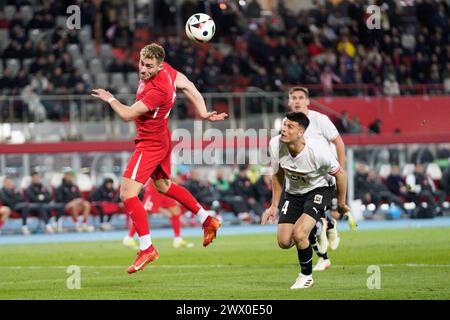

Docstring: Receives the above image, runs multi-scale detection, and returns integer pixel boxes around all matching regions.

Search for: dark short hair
[285,111,310,131]
[288,87,309,98]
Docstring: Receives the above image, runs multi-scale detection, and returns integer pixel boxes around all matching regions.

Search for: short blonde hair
[288,87,310,98]
[140,43,165,63]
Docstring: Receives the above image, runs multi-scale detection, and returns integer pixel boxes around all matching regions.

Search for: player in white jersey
[287,87,356,271]
[262,112,350,289]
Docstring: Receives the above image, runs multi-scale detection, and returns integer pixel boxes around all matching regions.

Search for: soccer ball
[185,13,215,43]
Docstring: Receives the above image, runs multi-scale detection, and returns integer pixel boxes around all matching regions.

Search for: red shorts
[142,181,177,213]
[123,146,171,184]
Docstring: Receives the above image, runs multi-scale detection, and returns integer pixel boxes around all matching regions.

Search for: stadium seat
[100,44,113,59]
[20,176,31,190]
[50,173,64,188]
[67,44,81,60]
[42,171,57,188]
[28,29,43,44]
[110,73,125,91]
[117,86,130,94]
[4,5,16,20]
[82,73,93,86]
[0,30,9,51]
[444,78,450,94]
[99,44,114,67]
[20,6,34,24]
[126,72,139,86]
[379,164,391,179]
[95,73,108,88]
[73,58,87,74]
[22,58,34,73]
[426,163,443,180]
[78,26,92,44]
[6,59,20,77]
[402,164,415,177]
[89,58,103,75]
[55,16,67,28]
[76,173,93,192]
[83,42,97,60]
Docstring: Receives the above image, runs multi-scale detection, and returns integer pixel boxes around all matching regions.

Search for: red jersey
[134,62,177,149]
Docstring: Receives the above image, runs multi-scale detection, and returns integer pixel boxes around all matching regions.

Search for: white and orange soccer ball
[185,13,215,43]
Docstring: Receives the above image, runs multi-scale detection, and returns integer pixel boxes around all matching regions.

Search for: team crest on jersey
[313,194,323,204]
[137,83,145,94]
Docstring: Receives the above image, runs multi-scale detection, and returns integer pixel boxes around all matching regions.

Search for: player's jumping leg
[153,179,221,247]
[309,232,332,271]
[121,178,158,273]
[290,214,317,289]
[325,214,340,250]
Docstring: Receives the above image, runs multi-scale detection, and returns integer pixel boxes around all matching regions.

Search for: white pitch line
[0,264,449,270]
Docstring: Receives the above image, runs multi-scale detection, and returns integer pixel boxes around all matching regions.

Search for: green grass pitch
[0,227,449,300]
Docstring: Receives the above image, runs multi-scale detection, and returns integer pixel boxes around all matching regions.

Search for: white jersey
[269,135,341,195]
[304,110,339,157]
[276,110,340,157]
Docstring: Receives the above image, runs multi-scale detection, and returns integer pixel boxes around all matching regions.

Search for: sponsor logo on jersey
[313,194,323,204]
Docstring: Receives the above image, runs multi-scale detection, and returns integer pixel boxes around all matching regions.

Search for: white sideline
[0,264,449,270]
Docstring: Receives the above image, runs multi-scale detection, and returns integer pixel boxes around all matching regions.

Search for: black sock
[311,243,329,259]
[326,216,334,229]
[297,245,313,276]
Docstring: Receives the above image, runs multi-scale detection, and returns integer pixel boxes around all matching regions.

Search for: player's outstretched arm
[91,89,148,121]
[332,135,347,168]
[261,169,284,225]
[175,72,228,122]
[333,168,350,214]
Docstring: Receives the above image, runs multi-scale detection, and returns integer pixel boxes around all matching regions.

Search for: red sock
[171,215,181,237]
[123,196,149,237]
[125,214,131,227]
[165,183,202,214]
[128,224,136,237]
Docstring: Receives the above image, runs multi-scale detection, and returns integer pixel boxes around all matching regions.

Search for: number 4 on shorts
[281,201,289,215]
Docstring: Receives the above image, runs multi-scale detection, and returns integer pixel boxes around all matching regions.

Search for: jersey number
[281,201,289,215]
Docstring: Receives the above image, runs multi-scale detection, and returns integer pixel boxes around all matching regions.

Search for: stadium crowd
[1,159,450,235]
[1,0,450,105]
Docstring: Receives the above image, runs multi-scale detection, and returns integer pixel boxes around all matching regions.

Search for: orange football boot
[202,216,221,247]
[127,245,158,274]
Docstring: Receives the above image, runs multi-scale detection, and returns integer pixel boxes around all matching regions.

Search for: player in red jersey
[123,181,194,249]
[91,43,227,273]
